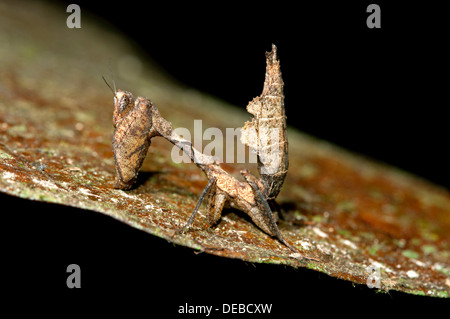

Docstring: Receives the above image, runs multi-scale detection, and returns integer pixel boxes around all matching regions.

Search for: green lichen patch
[402,250,420,259]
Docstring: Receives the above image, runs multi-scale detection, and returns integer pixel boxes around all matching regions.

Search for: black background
[61,0,449,189]
[4,0,449,316]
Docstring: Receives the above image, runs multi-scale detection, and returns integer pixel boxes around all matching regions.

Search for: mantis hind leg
[252,184,299,252]
[175,177,218,234]
[241,170,299,253]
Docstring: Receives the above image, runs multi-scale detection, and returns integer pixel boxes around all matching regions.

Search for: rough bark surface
[0,1,449,297]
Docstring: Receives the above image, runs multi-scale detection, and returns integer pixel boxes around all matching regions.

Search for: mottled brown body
[241,44,288,200]
[109,46,316,258]
[196,163,279,237]
[112,91,158,189]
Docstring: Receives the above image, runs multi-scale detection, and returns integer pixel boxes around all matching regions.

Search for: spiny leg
[175,177,217,234]
[245,178,319,260]
[246,179,299,253]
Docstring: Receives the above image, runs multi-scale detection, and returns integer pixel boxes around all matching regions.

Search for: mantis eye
[119,96,128,111]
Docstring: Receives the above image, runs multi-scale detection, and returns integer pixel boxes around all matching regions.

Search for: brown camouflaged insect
[107,45,317,260]
[104,80,172,190]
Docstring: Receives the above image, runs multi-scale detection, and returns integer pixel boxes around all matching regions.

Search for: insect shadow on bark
[107,45,318,261]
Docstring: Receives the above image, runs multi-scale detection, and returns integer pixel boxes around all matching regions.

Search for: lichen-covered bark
[0,1,449,298]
